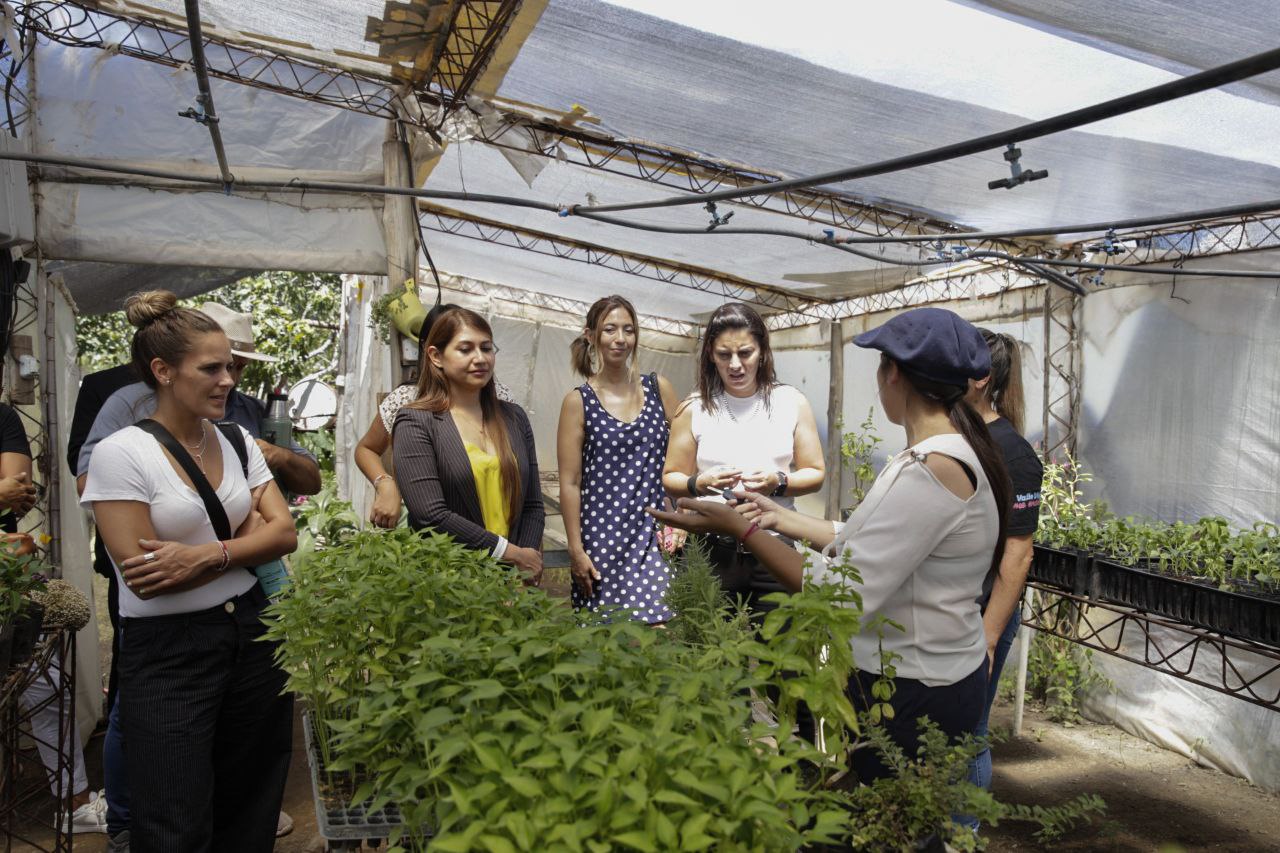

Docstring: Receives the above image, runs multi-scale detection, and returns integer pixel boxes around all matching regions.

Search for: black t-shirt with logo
[0,403,32,533]
[987,416,1042,537]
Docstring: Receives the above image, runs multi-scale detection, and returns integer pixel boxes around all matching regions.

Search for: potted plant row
[1030,459,1280,647]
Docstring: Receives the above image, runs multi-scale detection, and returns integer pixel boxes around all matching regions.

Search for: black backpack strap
[135,419,233,541]
[215,421,250,479]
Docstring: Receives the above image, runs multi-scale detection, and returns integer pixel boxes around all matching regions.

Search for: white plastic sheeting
[334,275,394,514]
[1078,265,1280,527]
[1081,624,1280,792]
[43,274,104,739]
[34,42,388,274]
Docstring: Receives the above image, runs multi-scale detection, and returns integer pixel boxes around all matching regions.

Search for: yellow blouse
[464,442,509,538]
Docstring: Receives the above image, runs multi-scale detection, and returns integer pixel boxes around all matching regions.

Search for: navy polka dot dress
[572,373,673,623]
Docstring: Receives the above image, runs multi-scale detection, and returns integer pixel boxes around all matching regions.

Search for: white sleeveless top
[811,432,999,687]
[690,384,804,510]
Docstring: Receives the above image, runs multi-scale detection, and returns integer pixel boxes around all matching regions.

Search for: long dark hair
[892,356,1011,574]
[408,308,521,524]
[977,328,1025,434]
[697,303,777,413]
[571,295,639,379]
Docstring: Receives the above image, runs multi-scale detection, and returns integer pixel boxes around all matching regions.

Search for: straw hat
[200,302,279,363]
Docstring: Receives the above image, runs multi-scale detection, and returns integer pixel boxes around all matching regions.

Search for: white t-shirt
[690,383,803,510]
[810,432,999,687]
[80,424,274,618]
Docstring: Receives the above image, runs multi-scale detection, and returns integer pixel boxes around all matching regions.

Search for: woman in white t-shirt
[355,302,514,528]
[652,307,1010,783]
[82,291,297,851]
[661,302,825,611]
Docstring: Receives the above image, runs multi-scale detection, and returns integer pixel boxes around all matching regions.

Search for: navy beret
[854,307,990,386]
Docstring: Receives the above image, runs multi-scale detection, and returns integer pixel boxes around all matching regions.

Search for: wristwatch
[772,470,788,496]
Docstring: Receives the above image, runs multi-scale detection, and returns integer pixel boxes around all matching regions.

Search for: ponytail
[978,329,1026,434]
[946,396,1011,574]
[570,335,594,379]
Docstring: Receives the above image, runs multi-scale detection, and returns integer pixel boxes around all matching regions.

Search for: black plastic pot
[8,600,45,668]
[1029,544,1094,596]
[1092,558,1280,647]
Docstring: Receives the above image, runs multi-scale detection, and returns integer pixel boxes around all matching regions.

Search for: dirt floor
[10,572,1279,851]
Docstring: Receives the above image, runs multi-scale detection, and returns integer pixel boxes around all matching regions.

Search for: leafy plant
[1025,613,1107,723]
[295,427,336,473]
[75,271,342,397]
[1,549,46,622]
[292,474,361,556]
[839,407,883,509]
[369,290,400,344]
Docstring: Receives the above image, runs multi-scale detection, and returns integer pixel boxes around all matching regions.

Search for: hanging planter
[1091,558,1280,647]
[8,600,45,668]
[370,278,427,345]
[1029,544,1094,597]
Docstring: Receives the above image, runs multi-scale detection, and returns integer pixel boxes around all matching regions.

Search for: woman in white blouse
[652,307,1010,782]
[661,302,825,611]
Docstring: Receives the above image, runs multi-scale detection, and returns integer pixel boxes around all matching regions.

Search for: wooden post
[824,318,845,521]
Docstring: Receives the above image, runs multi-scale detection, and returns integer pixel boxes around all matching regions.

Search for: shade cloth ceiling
[26,0,1280,318]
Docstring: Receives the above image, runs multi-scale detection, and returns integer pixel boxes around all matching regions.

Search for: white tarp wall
[1074,261,1280,792]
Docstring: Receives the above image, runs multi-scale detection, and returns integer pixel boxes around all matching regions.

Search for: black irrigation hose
[5,150,1276,287]
[967,250,1280,280]
[838,197,1280,244]
[571,45,1280,215]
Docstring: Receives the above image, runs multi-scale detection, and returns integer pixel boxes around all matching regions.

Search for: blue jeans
[971,607,1021,789]
[104,692,131,836]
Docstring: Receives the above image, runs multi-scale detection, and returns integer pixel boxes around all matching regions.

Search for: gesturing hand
[733,490,783,532]
[739,470,779,494]
[647,498,745,538]
[695,467,741,494]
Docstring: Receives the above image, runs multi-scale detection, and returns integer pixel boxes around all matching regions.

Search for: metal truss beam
[475,113,1026,246]
[1041,285,1080,459]
[1070,211,1280,269]
[15,1,445,122]
[13,2,995,243]
[1024,583,1280,711]
[417,201,836,322]
[432,270,701,337]
[810,262,1043,323]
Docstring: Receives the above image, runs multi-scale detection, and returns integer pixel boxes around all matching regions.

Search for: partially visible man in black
[66,362,136,714]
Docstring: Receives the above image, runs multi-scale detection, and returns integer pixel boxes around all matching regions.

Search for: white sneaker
[60,789,109,834]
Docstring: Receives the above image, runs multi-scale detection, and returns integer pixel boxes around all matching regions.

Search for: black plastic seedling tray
[1028,544,1094,597]
[1091,558,1280,647]
[302,710,428,849]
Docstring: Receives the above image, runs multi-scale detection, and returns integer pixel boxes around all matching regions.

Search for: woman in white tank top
[653,307,1011,783]
[662,302,826,610]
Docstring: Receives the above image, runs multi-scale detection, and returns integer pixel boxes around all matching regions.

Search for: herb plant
[839,407,883,509]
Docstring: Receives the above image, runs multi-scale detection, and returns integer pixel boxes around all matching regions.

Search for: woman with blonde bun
[82,290,297,852]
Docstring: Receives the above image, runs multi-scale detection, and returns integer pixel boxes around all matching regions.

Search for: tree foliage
[75,271,343,398]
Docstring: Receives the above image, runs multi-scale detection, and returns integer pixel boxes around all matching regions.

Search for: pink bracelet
[216,541,230,573]
[740,521,762,544]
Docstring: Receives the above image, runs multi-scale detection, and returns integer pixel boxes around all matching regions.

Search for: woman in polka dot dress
[557,296,680,623]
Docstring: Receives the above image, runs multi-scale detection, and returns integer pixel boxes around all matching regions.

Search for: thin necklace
[718,389,762,424]
[180,421,209,471]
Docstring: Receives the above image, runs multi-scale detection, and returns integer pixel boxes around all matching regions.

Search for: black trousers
[847,662,987,783]
[708,541,816,743]
[118,585,293,853]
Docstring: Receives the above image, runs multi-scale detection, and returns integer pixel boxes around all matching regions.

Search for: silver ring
[142,552,157,563]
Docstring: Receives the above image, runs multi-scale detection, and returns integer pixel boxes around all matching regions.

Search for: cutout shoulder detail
[920,451,977,500]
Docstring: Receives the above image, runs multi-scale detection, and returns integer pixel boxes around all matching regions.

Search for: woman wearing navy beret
[651,306,1010,781]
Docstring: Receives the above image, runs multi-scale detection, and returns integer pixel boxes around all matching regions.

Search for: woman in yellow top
[393,307,545,583]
